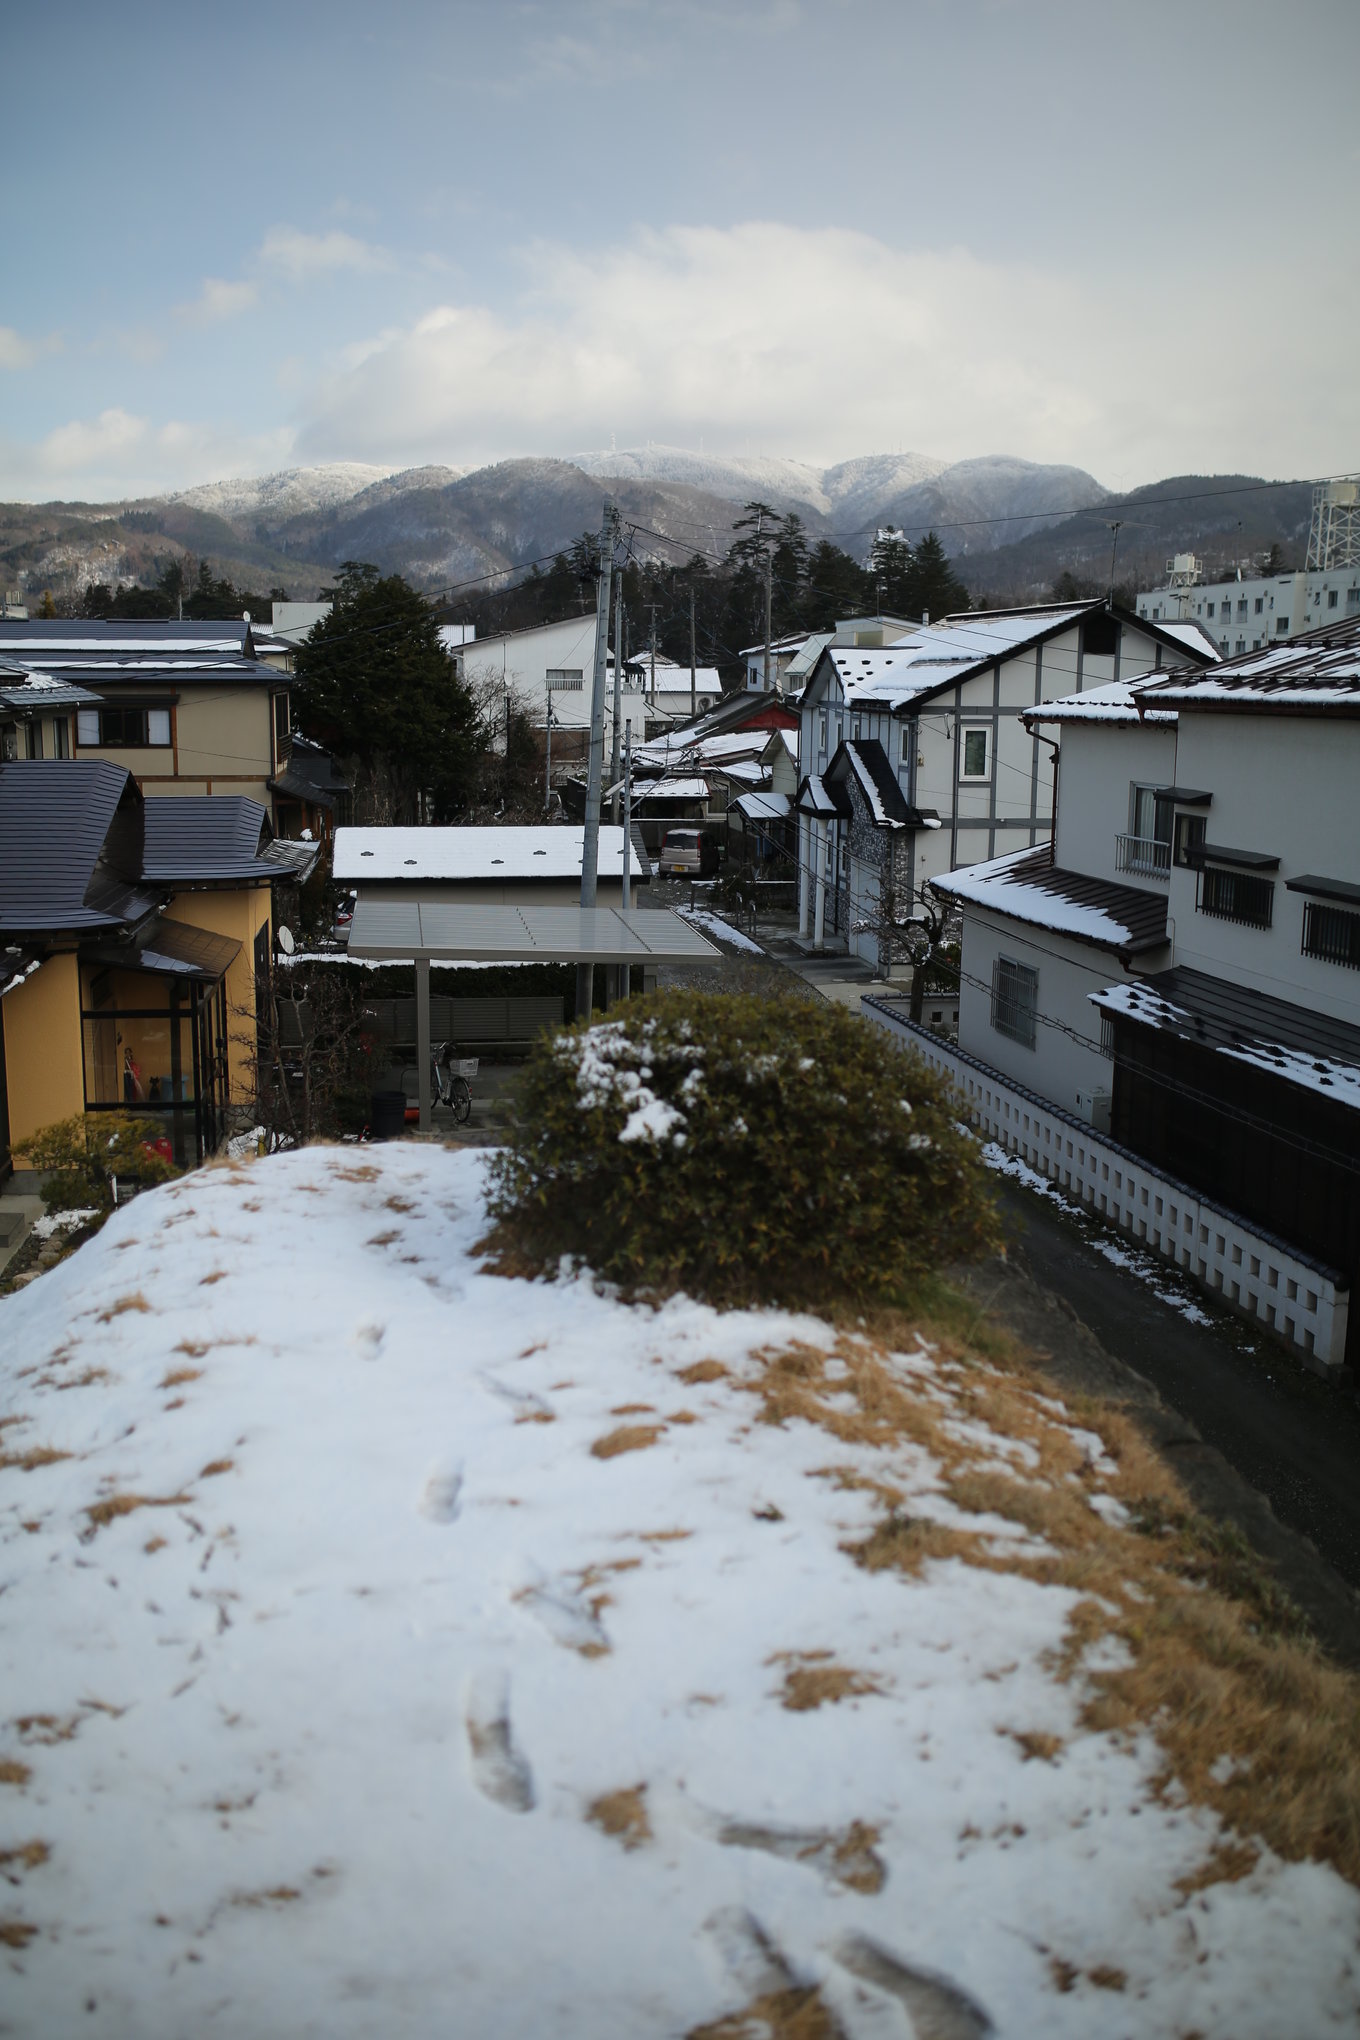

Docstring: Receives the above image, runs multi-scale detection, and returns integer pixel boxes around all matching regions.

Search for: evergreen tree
[905,532,969,620]
[293,563,480,823]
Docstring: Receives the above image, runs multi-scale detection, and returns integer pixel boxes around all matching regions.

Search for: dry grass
[97,1292,151,1322]
[771,1653,882,1712]
[0,1919,37,1949]
[676,1359,728,1385]
[738,1308,1360,1894]
[0,1759,32,1787]
[143,1535,168,1554]
[51,1367,110,1392]
[830,1821,886,1894]
[231,1885,301,1908]
[591,1424,665,1460]
[13,1716,79,1746]
[609,1402,655,1416]
[174,1339,212,1358]
[385,1195,415,1213]
[199,1459,234,1478]
[0,1447,71,1474]
[0,1840,49,1872]
[585,1785,651,1852]
[366,1230,399,1248]
[0,1415,28,1432]
[332,1163,380,1183]
[689,1987,840,2039]
[637,1527,692,1543]
[1175,1839,1260,1895]
[161,1367,203,1389]
[1009,1730,1064,1764]
[199,1270,227,1285]
[85,1491,190,1532]
[514,1410,556,1425]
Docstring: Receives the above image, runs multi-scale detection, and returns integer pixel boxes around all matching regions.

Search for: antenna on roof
[1106,522,1124,602]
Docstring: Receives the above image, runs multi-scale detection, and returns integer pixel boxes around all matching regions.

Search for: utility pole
[610,570,624,823]
[1107,520,1124,602]
[648,603,658,706]
[763,539,773,692]
[577,504,619,1021]
[689,580,697,719]
[544,691,553,809]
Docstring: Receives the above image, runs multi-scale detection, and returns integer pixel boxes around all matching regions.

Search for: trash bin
[369,1090,408,1141]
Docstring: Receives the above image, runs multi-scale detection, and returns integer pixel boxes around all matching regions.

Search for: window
[1206,601,1215,618]
[991,956,1038,1048]
[1237,598,1248,618]
[1120,784,1172,876]
[1197,865,1274,928]
[272,692,290,766]
[52,716,70,759]
[961,726,989,778]
[545,667,584,690]
[817,711,828,755]
[1328,589,1339,609]
[1348,589,1360,612]
[1081,612,1118,657]
[1302,901,1360,970]
[76,706,171,747]
[1276,617,1290,635]
[1254,597,1264,614]
[1236,639,1246,655]
[1174,813,1206,868]
[24,721,42,759]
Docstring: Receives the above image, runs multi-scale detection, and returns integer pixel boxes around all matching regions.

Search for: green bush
[485,990,998,1309]
[23,1113,181,1215]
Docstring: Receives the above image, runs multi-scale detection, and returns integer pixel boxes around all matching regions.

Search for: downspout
[1033,733,1059,866]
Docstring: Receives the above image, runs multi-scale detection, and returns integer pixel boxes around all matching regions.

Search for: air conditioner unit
[1076,1090,1112,1135]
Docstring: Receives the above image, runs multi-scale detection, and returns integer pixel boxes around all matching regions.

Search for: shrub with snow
[486,990,997,1307]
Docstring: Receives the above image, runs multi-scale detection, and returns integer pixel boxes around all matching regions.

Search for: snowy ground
[1,1146,1357,2037]
[676,904,765,956]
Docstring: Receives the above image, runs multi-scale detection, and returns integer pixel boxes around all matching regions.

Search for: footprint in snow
[353,1323,385,1361]
[419,1466,463,1524]
[835,1936,994,2040]
[466,1673,535,1813]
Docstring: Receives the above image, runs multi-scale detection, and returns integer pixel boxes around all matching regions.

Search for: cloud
[4,407,293,501]
[259,225,389,279]
[176,276,259,326]
[0,325,60,370]
[292,221,1358,482]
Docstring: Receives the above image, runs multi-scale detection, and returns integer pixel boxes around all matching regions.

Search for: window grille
[1302,900,1360,970]
[991,956,1038,1047]
[1196,865,1274,928]
[545,668,584,690]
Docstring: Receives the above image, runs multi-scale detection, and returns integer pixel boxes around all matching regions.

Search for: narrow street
[990,1175,1360,1592]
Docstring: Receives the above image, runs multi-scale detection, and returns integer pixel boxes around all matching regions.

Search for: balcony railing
[1115,833,1170,880]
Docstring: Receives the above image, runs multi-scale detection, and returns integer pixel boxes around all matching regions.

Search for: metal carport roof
[345,899,720,1128]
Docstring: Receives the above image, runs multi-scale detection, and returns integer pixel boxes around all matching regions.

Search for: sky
[2,0,1357,502]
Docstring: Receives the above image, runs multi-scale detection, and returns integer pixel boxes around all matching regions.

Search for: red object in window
[142,1136,173,1164]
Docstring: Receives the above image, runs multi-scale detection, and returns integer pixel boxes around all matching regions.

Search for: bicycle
[432,1041,477,1125]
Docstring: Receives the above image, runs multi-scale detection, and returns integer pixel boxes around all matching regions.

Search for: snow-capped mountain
[170,464,403,521]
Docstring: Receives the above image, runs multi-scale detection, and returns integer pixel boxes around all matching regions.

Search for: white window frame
[960,723,990,781]
[545,667,584,690]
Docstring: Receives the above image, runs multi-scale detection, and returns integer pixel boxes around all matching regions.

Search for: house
[622,650,724,726]
[332,825,651,909]
[794,600,1217,966]
[0,619,297,830]
[451,616,648,767]
[900,618,1360,1372]
[268,733,352,845]
[0,761,318,1179]
[0,659,102,762]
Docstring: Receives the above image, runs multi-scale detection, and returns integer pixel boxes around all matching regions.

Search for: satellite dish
[277,924,295,956]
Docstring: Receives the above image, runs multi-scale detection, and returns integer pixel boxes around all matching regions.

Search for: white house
[794,600,1212,964]
[912,617,1360,1372]
[622,650,724,725]
[452,616,648,755]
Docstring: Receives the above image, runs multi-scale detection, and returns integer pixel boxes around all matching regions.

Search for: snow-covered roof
[628,778,710,804]
[739,632,807,658]
[1133,615,1360,715]
[0,670,103,711]
[1024,679,1178,729]
[732,789,792,822]
[796,772,849,820]
[635,729,771,774]
[1090,967,1360,1113]
[334,825,647,884]
[1155,619,1222,660]
[931,844,1170,956]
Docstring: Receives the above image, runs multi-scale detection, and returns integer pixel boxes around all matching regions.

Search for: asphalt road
[991,1177,1360,1592]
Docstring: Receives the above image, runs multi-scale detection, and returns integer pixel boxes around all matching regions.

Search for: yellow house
[0,660,101,763]
[0,760,316,1180]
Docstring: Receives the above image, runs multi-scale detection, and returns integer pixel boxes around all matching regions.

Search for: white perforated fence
[864,996,1351,1375]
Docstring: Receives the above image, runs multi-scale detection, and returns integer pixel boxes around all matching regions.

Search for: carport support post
[416,956,432,1132]
[813,821,826,952]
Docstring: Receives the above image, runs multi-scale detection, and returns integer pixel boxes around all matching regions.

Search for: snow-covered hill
[1,1143,1356,2036]
[171,464,401,521]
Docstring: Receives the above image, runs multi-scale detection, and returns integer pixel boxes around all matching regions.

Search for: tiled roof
[931,843,1169,957]
[1133,614,1360,714]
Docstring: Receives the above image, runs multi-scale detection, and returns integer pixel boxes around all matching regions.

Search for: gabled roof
[0,619,283,691]
[931,843,1169,959]
[0,669,103,712]
[796,772,851,820]
[802,601,1216,713]
[824,738,941,832]
[0,760,160,933]
[1132,614,1360,716]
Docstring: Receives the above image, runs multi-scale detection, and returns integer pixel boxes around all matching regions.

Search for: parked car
[659,828,719,878]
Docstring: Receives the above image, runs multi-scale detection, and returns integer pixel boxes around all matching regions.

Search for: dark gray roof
[0,674,104,712]
[0,619,252,653]
[141,796,319,883]
[0,761,161,933]
[0,621,283,691]
[1090,966,1360,1110]
[1133,613,1360,716]
[932,843,1170,959]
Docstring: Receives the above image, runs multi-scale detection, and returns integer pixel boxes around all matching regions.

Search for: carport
[345,898,720,1129]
